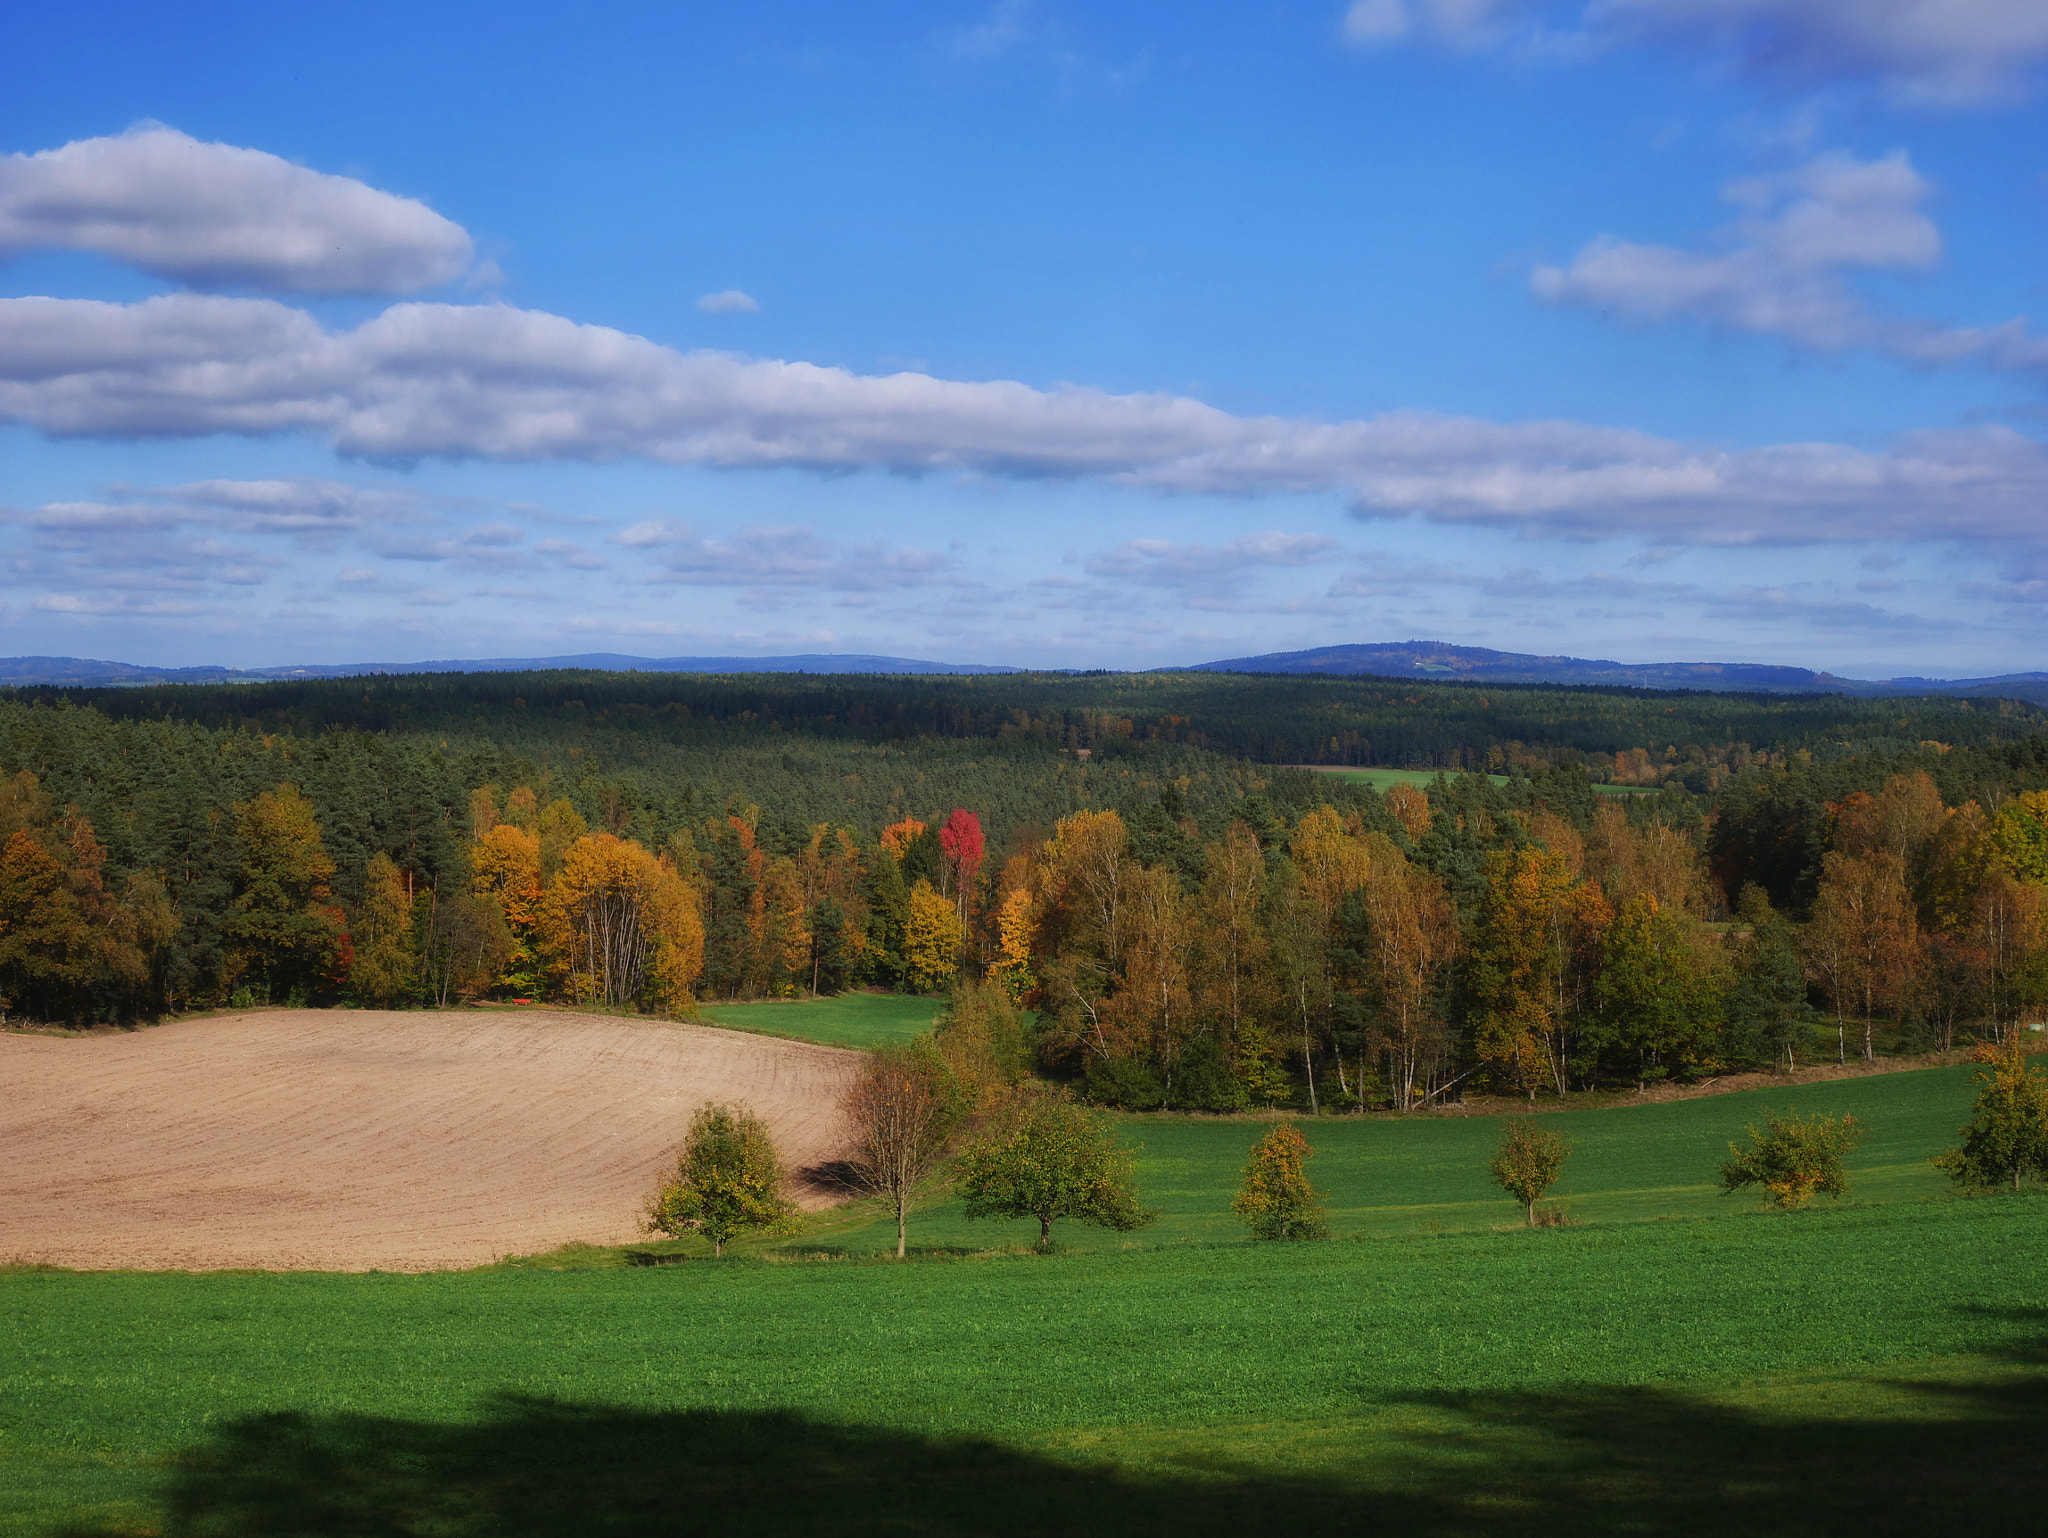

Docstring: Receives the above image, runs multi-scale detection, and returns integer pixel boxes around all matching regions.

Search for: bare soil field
[0,1009,858,1273]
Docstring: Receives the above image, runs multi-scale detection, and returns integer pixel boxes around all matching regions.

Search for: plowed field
[0,1009,858,1272]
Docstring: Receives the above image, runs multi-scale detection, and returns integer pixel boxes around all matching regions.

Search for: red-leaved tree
[939,809,985,912]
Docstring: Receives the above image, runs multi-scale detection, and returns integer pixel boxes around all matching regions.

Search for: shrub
[645,1103,800,1257]
[1934,1041,2048,1194]
[1232,1123,1329,1240]
[954,1083,1155,1249]
[1718,1111,1862,1209]
[1487,1118,1573,1226]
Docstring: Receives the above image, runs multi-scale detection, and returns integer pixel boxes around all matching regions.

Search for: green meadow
[6,1062,2046,1536]
[693,990,943,1048]
[1306,766,1653,796]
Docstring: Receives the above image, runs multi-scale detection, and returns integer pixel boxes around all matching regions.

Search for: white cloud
[7,291,2048,565]
[1345,1,2048,105]
[1086,531,1343,586]
[0,126,474,294]
[1591,0,2048,106]
[695,289,761,315]
[617,522,961,592]
[1531,150,2048,368]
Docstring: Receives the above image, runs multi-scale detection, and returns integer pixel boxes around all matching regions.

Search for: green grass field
[6,1063,2046,1536]
[693,990,943,1048]
[1306,766,1653,796]
[801,1063,1985,1254]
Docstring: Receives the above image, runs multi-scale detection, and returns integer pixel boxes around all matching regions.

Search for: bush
[645,1103,801,1257]
[1487,1118,1573,1226]
[1718,1111,1862,1209]
[1232,1123,1329,1240]
[954,1083,1155,1249]
[1934,1041,2048,1194]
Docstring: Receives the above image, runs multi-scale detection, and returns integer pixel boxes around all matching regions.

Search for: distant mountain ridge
[3,642,2045,702]
[1183,641,2048,703]
[0,653,1024,687]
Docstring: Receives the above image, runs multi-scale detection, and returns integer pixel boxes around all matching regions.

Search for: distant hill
[1183,641,2048,704]
[0,653,1024,687]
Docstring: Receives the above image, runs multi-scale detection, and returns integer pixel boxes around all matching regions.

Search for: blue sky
[3,1,2047,675]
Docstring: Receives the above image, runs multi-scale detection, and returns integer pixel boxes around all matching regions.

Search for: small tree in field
[1488,1118,1572,1226]
[1232,1123,1329,1240]
[646,1103,800,1257]
[1719,1111,1862,1209]
[844,1044,962,1257]
[953,1083,1155,1249]
[1934,1040,2048,1194]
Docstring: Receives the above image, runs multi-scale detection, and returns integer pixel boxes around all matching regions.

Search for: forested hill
[10,668,2042,780]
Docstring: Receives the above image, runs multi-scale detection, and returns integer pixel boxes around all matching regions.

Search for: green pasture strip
[1304,766,1653,796]
[808,1060,1982,1254]
[692,990,942,1048]
[5,1196,2046,1536]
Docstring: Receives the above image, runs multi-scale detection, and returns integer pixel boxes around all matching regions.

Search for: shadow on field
[56,1319,2048,1538]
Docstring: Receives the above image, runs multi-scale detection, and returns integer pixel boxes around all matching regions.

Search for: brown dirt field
[0,1008,859,1273]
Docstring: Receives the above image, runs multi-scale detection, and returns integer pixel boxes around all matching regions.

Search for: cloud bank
[0,126,473,294]
[1343,0,2048,105]
[4,288,2048,559]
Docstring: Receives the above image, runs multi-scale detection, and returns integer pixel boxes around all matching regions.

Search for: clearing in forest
[0,1009,857,1273]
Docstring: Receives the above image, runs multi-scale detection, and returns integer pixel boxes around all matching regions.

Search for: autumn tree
[1719,1112,1862,1209]
[645,1102,801,1257]
[954,1083,1155,1248]
[1468,847,1605,1098]
[542,833,704,1012]
[472,821,544,994]
[902,878,964,994]
[843,1045,962,1256]
[1488,1118,1572,1225]
[938,808,985,918]
[223,783,345,1003]
[1805,851,1922,1064]
[1232,1123,1329,1240]
[932,976,1032,1102]
[0,814,147,1021]
[349,852,418,1006]
[1345,833,1458,1109]
[1934,1040,2048,1193]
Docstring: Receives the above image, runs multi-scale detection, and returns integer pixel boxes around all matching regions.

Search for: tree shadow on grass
[54,1318,2048,1538]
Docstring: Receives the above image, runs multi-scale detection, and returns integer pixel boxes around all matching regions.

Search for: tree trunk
[1038,1214,1051,1248]
[897,1195,907,1259]
[1526,1197,1536,1226]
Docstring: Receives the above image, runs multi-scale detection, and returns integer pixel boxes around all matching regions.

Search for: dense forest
[6,668,2048,1110]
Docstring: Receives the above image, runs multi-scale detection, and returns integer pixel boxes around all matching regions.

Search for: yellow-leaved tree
[902,877,963,994]
[542,833,704,1013]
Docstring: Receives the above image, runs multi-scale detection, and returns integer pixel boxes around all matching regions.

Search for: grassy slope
[806,1062,1979,1253]
[7,1063,2047,1536]
[693,991,942,1048]
[7,1199,2045,1535]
